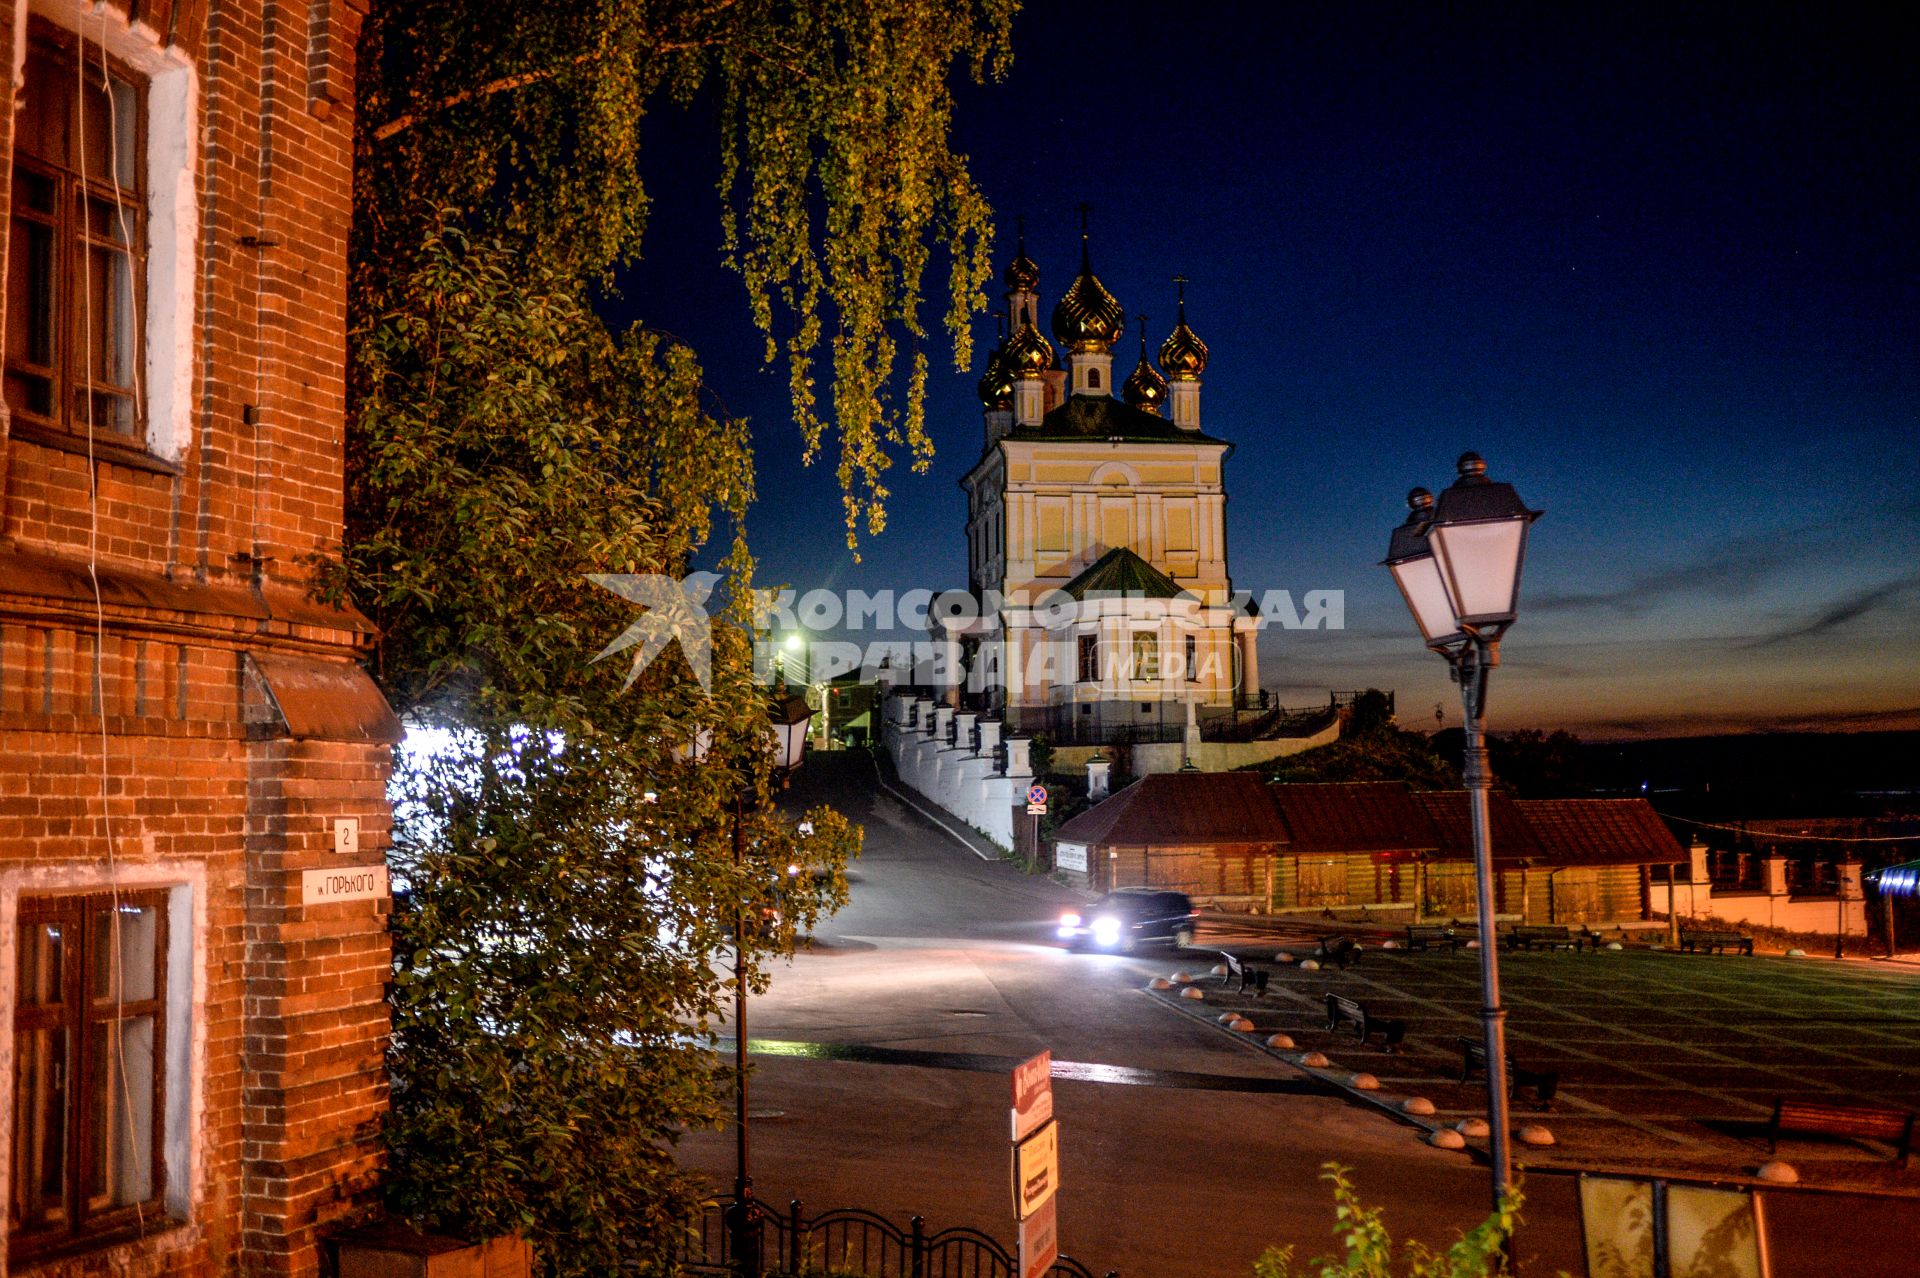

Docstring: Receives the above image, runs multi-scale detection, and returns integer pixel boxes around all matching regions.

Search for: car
[1057,889,1198,953]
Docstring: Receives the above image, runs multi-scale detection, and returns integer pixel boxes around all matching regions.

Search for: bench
[1324,993,1407,1053]
[1456,1036,1559,1106]
[1405,924,1463,952]
[1219,951,1269,995]
[1313,935,1359,969]
[1769,1098,1913,1168]
[1505,924,1593,952]
[1680,929,1754,956]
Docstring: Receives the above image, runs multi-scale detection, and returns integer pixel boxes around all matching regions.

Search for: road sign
[1011,1050,1053,1142]
[1017,1192,1059,1278]
[1011,1119,1057,1221]
[1026,783,1049,807]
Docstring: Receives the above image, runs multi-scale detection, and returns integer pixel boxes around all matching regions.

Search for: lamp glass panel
[1389,554,1463,644]
[1429,518,1525,622]
[769,719,808,771]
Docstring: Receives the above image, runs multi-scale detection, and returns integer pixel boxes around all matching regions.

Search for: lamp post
[701,691,813,1278]
[1383,451,1540,1225]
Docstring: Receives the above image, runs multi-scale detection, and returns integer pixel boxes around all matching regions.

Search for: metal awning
[1869,860,1920,898]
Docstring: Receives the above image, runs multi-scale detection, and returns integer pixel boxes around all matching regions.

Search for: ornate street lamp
[1382,451,1541,1226]
[687,691,814,1278]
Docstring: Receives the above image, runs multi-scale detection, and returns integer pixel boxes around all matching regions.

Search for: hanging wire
[1654,810,1920,844]
[79,18,150,1232]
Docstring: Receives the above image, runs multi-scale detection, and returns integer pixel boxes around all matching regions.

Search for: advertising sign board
[1012,1120,1058,1221]
[1011,1050,1053,1142]
[1017,1192,1059,1278]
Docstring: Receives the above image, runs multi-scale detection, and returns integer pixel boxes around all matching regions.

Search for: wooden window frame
[10,889,170,1262]
[1076,634,1099,684]
[6,23,149,453]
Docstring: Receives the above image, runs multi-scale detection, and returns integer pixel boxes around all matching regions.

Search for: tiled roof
[1052,774,1687,870]
[1053,772,1288,848]
[1060,547,1187,601]
[1415,791,1546,867]
[1514,798,1687,866]
[1269,782,1437,855]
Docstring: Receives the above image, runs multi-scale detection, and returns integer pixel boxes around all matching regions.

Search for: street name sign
[1011,1119,1057,1221]
[302,865,388,906]
[1011,1049,1053,1141]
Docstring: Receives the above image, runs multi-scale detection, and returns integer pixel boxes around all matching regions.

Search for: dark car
[1057,889,1197,953]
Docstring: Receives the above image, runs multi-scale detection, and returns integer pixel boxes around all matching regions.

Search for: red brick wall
[0,2,389,1274]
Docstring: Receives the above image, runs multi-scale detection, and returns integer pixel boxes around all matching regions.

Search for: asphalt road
[672,752,1919,1278]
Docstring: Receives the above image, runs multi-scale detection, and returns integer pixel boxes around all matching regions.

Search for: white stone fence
[1655,842,1869,936]
[881,694,1034,851]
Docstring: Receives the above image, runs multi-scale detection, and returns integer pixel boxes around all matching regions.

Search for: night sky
[613,2,1919,739]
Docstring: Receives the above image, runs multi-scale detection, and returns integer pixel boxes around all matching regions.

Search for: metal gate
[680,1197,1118,1278]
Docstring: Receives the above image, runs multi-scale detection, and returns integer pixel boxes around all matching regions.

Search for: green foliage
[1489,729,1591,799]
[1253,1165,1521,1278]
[1261,728,1460,789]
[358,0,1019,551]
[1346,689,1397,737]
[336,220,862,1271]
[346,2,1017,1262]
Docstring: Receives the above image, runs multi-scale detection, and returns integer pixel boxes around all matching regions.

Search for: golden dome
[1005,304,1056,375]
[1158,285,1208,381]
[1050,237,1126,352]
[1004,228,1040,293]
[977,345,1015,411]
[1122,318,1169,414]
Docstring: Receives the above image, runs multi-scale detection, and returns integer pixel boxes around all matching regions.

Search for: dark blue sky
[614,1,1919,738]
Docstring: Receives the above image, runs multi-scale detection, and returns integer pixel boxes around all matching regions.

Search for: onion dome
[1004,223,1040,293]
[1122,316,1169,414]
[1005,303,1056,375]
[977,345,1015,411]
[1050,235,1126,353]
[1158,279,1208,381]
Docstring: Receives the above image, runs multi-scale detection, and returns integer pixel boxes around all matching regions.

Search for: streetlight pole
[727,792,762,1278]
[1382,453,1541,1230]
[714,689,813,1278]
[1452,636,1514,1215]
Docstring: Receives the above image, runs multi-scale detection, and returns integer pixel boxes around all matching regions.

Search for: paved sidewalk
[1144,941,1920,1196]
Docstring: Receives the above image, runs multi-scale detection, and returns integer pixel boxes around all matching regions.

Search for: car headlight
[1059,912,1082,928]
[1091,915,1123,947]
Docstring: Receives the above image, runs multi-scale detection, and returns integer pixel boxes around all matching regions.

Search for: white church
[943,229,1264,744]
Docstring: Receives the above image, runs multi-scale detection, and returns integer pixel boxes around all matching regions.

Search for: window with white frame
[6,24,147,443]
[10,889,169,1258]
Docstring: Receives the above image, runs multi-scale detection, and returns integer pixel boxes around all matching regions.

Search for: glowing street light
[1382,451,1541,1227]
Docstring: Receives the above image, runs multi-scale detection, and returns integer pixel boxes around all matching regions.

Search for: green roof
[1006,393,1228,445]
[1061,547,1187,601]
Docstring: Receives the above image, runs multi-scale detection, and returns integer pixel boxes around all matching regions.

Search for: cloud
[1740,573,1920,650]
[1531,499,1915,618]
[1576,703,1920,739]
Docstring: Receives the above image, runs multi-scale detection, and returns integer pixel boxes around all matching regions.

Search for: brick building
[0,1,394,1273]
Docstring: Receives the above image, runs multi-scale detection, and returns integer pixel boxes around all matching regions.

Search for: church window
[6,30,147,443]
[1184,636,1198,681]
[1088,367,1101,389]
[1130,632,1158,681]
[1076,635,1099,684]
